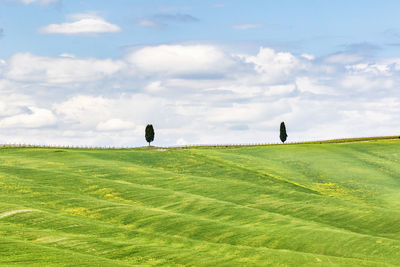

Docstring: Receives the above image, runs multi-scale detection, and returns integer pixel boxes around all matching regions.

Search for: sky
[0,0,400,146]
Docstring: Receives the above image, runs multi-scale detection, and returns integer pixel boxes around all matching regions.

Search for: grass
[0,138,400,266]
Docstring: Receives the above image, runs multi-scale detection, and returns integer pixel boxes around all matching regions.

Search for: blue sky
[2,0,400,58]
[0,0,399,146]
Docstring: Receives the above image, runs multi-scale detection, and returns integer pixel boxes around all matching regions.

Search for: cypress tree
[145,124,155,146]
[280,122,287,143]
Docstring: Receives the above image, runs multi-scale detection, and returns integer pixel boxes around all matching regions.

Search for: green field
[1,139,400,266]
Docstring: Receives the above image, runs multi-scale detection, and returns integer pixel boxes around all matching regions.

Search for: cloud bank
[0,44,399,146]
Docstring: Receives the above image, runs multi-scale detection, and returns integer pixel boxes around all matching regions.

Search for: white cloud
[54,95,113,127]
[265,84,296,96]
[54,94,166,131]
[295,77,336,95]
[207,103,266,123]
[301,53,315,61]
[340,74,394,92]
[127,44,235,76]
[0,44,399,146]
[97,119,135,131]
[233,24,261,30]
[242,47,305,83]
[345,63,390,75]
[325,53,363,64]
[380,58,400,71]
[39,14,121,35]
[144,81,167,93]
[59,53,76,58]
[6,53,124,84]
[0,107,56,128]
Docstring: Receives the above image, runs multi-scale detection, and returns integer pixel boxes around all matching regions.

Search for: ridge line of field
[0,236,133,267]
[1,157,382,243]
[77,150,324,198]
[4,179,400,258]
[3,170,400,258]
[1,151,295,192]
[3,150,400,249]
[92,176,383,238]
[0,135,398,150]
[96,176,400,243]
[2,196,398,262]
[77,151,400,214]
[4,188,342,250]
[167,135,400,149]
[1,141,400,265]
[343,146,400,182]
[3,155,399,245]
[188,150,321,194]
[0,215,395,266]
[0,157,317,208]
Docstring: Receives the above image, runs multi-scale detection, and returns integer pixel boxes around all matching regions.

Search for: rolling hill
[1,138,400,266]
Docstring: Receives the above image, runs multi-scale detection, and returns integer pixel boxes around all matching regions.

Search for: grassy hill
[1,138,400,266]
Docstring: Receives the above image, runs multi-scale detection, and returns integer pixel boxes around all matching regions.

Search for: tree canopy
[145,124,155,146]
[280,122,287,143]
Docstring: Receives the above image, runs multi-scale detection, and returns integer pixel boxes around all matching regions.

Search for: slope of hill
[0,139,400,266]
